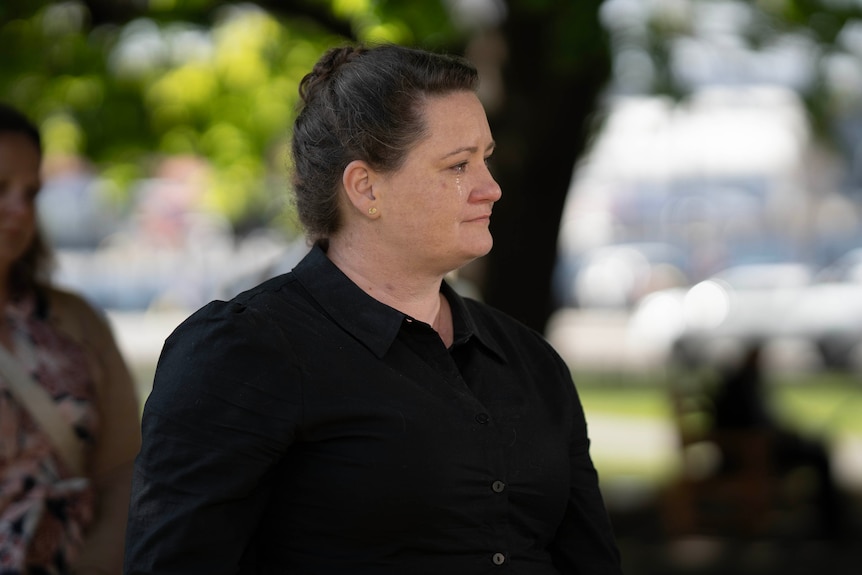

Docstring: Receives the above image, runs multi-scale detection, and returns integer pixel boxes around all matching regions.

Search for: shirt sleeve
[549,357,624,575]
[124,300,301,574]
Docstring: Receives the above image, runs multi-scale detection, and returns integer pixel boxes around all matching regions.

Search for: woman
[0,103,141,574]
[125,44,623,574]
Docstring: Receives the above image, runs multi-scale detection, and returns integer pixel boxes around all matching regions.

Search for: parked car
[553,241,690,309]
[627,260,862,371]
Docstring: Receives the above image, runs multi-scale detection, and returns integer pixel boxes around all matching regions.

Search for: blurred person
[0,103,141,573]
[711,341,845,540]
[124,43,623,574]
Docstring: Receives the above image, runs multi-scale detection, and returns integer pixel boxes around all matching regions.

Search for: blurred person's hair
[0,103,53,300]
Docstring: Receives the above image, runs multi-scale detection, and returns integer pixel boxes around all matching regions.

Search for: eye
[451,162,467,174]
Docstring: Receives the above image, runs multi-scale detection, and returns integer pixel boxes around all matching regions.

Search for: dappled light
[5,0,862,572]
[147,64,219,110]
[41,113,87,155]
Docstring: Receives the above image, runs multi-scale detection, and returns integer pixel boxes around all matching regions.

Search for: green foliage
[0,0,465,235]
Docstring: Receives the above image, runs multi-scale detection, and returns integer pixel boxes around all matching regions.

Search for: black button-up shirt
[124,245,622,575]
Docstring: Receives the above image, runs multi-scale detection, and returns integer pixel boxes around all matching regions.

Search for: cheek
[388,176,462,234]
[427,182,463,225]
[0,222,36,266]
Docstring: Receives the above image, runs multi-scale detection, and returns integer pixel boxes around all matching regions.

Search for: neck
[326,239,446,327]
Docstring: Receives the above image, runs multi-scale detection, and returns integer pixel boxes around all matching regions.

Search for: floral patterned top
[0,292,99,574]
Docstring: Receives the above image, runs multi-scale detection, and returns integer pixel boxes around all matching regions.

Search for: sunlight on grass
[776,378,862,437]
[575,369,862,437]
[575,369,862,496]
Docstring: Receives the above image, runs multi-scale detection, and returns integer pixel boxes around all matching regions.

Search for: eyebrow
[441,141,496,160]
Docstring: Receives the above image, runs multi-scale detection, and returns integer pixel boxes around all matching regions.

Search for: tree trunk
[480,1,611,333]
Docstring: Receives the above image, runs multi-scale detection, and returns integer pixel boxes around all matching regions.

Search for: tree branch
[78,0,354,39]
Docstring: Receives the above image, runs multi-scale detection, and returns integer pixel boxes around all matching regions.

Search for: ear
[342,160,380,218]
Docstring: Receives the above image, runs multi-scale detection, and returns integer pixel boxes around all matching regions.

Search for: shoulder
[43,285,113,344]
[461,299,579,412]
[177,273,298,331]
[462,297,522,329]
[46,285,100,316]
[461,297,569,369]
[463,297,552,347]
[163,273,301,361]
[150,277,305,415]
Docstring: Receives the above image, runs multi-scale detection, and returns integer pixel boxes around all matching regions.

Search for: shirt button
[475,413,490,424]
[492,552,506,565]
[491,480,506,493]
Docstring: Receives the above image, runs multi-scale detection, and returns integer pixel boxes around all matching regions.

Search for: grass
[577,381,674,420]
[573,369,862,494]
[575,369,862,437]
[776,378,862,436]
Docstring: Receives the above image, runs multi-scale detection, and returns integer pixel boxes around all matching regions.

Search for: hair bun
[298,45,366,103]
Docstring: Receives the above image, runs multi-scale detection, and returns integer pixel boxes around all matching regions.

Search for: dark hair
[0,103,51,299]
[290,43,479,243]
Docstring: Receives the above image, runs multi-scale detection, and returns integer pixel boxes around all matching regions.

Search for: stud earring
[368,207,378,215]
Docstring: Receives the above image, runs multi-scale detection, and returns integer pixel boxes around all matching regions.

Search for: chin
[448,233,493,267]
[474,235,494,257]
[460,244,493,267]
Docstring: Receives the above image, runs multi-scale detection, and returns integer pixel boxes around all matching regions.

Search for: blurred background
[4,0,862,573]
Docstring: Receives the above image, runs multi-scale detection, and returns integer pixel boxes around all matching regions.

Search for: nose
[474,164,502,203]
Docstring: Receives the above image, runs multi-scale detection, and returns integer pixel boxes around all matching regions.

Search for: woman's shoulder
[462,297,538,337]
[167,280,294,346]
[461,297,560,354]
[45,284,98,313]
[42,285,113,344]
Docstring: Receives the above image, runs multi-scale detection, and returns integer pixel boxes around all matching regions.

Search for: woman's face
[374,91,501,275]
[0,132,41,275]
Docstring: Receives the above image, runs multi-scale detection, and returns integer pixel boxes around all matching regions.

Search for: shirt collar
[439,280,505,361]
[292,244,505,361]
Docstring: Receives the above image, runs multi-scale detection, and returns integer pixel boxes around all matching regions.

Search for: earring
[368,207,378,215]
